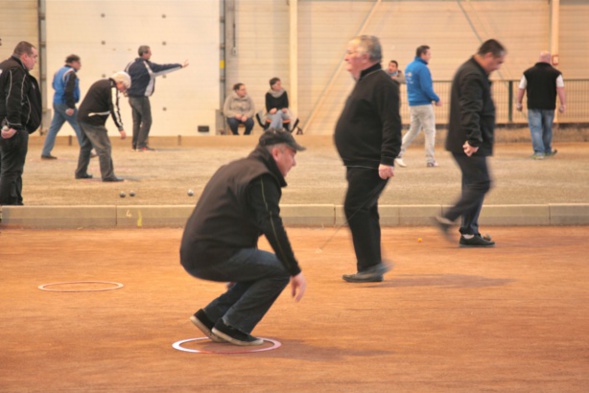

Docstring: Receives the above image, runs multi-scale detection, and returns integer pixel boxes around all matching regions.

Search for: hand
[281,108,288,113]
[65,108,75,116]
[463,141,479,157]
[290,273,306,302]
[182,59,189,68]
[516,103,523,112]
[1,127,17,139]
[269,108,277,115]
[241,115,248,122]
[378,164,394,180]
[559,104,566,113]
[119,130,127,140]
[435,99,442,107]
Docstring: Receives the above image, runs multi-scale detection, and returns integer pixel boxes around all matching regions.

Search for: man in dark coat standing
[0,41,42,205]
[434,39,506,247]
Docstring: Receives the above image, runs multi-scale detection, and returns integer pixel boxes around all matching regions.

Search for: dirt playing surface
[1,226,588,392]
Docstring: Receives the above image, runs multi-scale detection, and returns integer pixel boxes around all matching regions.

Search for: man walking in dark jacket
[0,41,42,205]
[125,45,188,151]
[180,128,307,346]
[334,35,402,283]
[434,39,506,247]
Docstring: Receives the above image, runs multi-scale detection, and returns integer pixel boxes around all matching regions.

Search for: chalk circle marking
[172,337,281,354]
[38,281,124,292]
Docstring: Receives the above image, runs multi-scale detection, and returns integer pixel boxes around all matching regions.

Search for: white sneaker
[394,158,407,168]
[426,161,439,167]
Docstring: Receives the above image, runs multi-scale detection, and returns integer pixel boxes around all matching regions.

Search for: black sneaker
[459,234,495,247]
[41,154,57,160]
[342,262,391,283]
[75,173,93,179]
[190,309,225,343]
[212,319,264,346]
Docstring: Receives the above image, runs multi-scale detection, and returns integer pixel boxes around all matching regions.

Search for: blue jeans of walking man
[528,109,555,156]
[42,103,83,156]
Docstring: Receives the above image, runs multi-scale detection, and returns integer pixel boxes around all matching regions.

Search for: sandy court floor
[1,226,588,392]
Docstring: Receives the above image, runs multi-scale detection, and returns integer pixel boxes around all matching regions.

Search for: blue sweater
[405,57,439,106]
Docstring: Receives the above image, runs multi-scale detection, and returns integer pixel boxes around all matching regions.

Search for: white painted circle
[172,337,282,354]
[38,281,124,292]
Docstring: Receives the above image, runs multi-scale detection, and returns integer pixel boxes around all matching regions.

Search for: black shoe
[459,234,495,247]
[103,177,124,182]
[75,173,93,179]
[432,216,454,242]
[190,309,225,343]
[212,319,264,346]
[41,154,57,160]
[342,262,391,283]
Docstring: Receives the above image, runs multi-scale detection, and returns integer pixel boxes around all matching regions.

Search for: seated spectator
[224,83,255,135]
[265,77,291,130]
[387,60,406,84]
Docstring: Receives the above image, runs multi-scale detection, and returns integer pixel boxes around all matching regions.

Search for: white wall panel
[0,1,39,80]
[45,0,219,136]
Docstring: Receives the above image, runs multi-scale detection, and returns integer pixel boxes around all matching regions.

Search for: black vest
[524,63,562,110]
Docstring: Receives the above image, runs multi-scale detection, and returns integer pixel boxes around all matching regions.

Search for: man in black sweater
[516,51,566,159]
[180,129,307,346]
[334,35,402,283]
[434,39,506,247]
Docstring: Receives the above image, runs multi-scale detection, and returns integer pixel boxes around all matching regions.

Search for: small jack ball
[187,189,194,197]
[119,191,126,198]
[129,191,136,197]
[418,237,422,243]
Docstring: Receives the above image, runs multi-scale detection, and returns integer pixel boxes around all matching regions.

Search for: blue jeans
[227,117,254,135]
[42,103,83,156]
[528,109,555,155]
[444,153,492,236]
[184,248,290,334]
[268,111,290,130]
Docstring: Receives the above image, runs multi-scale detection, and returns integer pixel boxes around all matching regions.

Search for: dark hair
[269,77,280,87]
[477,39,506,57]
[13,41,36,57]
[233,83,244,91]
[65,54,80,64]
[389,60,398,67]
[138,45,150,56]
[416,45,430,57]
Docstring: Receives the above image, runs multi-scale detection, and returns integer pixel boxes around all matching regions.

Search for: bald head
[539,51,551,63]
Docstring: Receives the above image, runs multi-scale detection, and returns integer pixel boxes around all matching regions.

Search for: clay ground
[1,226,588,392]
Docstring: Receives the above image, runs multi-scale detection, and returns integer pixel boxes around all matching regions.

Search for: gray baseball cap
[259,128,306,151]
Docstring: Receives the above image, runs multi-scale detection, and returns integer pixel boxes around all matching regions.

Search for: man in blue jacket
[395,45,442,168]
[41,54,83,160]
[125,45,188,151]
